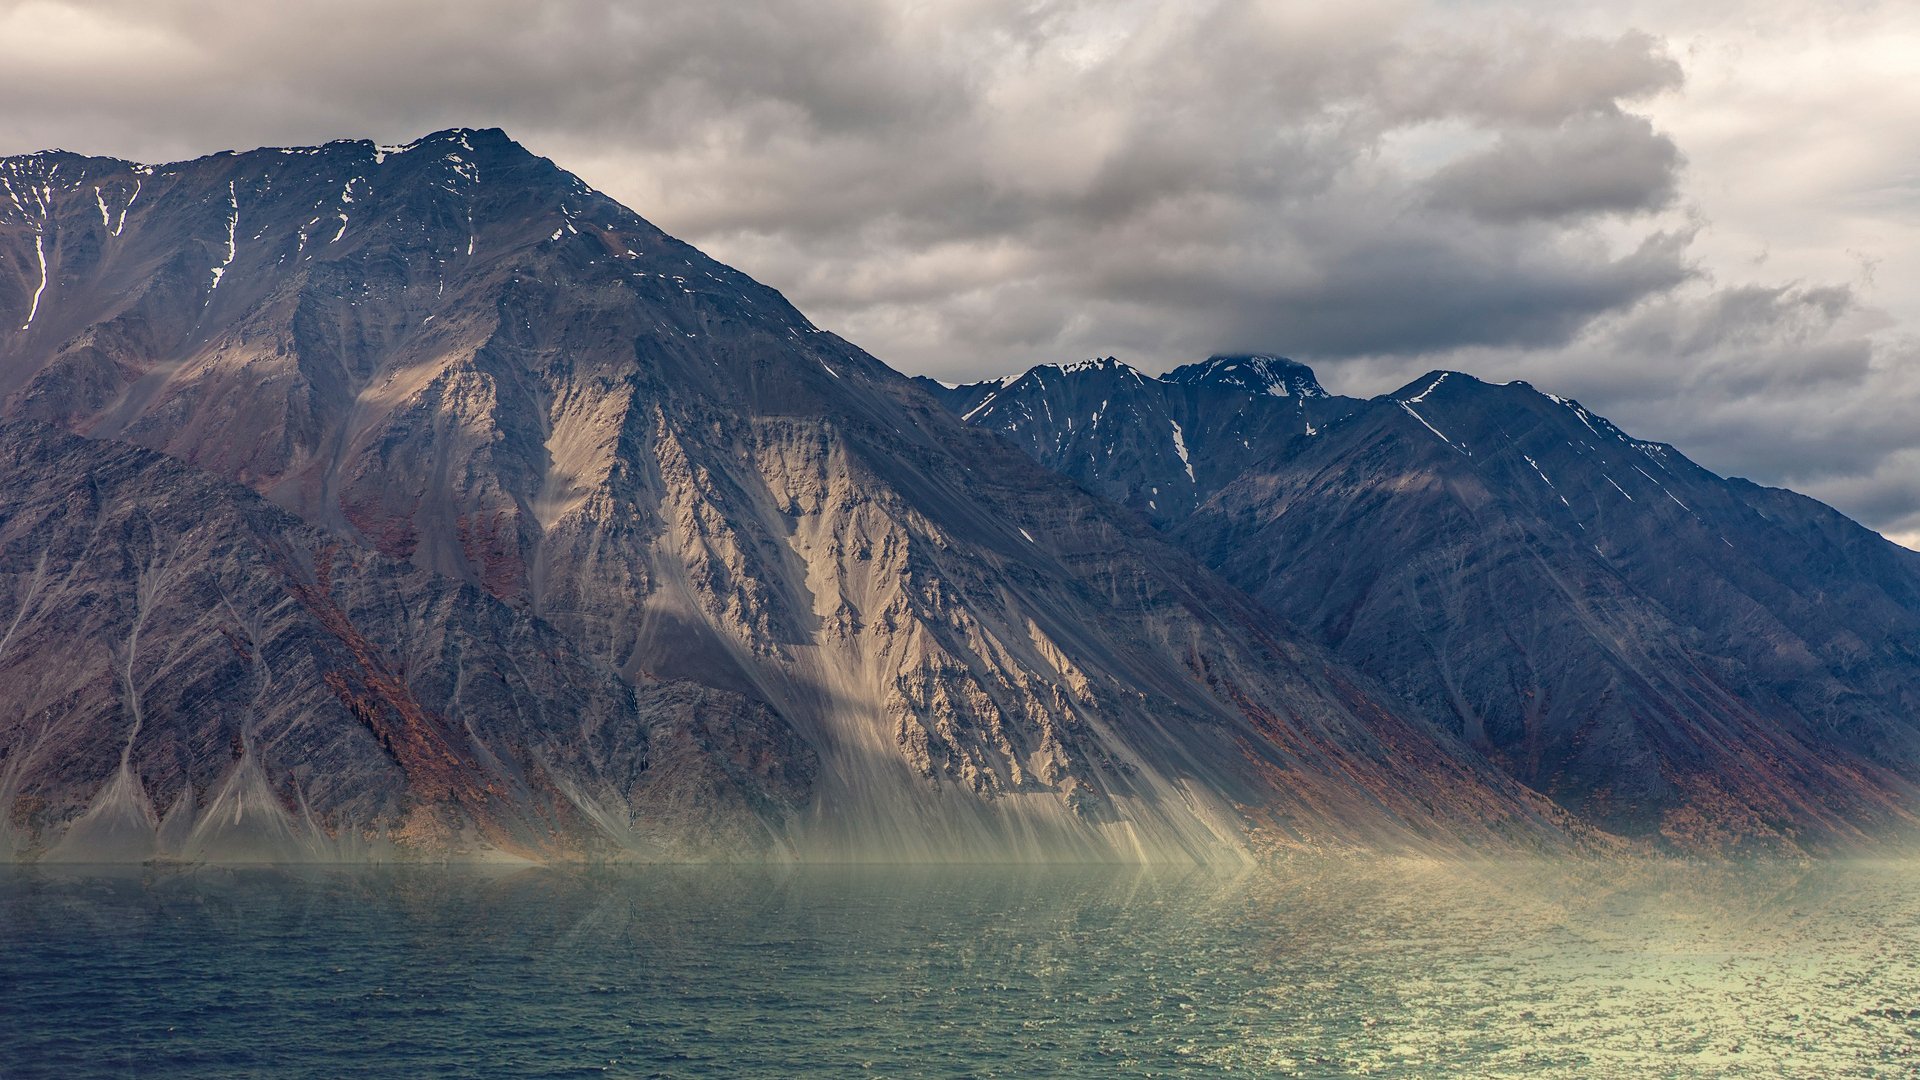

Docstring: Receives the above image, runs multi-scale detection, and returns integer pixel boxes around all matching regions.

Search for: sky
[1,0,1917,542]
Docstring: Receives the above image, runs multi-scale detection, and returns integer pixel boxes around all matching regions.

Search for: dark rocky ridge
[915,356,1360,527]
[1163,355,1331,399]
[0,131,1583,861]
[934,358,1920,851]
[1188,372,1920,848]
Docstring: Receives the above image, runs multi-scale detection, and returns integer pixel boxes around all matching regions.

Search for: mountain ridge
[936,354,1920,850]
[0,129,1592,862]
[913,354,1361,527]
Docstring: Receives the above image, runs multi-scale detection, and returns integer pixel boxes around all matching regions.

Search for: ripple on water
[0,860,1918,1078]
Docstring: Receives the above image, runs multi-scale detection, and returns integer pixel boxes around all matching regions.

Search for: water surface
[2,859,1916,1077]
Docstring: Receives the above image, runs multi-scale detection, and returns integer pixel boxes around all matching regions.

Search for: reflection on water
[1,859,1917,1077]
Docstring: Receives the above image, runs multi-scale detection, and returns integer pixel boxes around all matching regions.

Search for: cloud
[1425,112,1682,222]
[0,1,1694,369]
[0,0,1915,536]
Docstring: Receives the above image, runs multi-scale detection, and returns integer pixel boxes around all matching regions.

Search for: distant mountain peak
[1056,355,1136,375]
[1388,369,1476,401]
[941,356,1150,400]
[286,127,523,163]
[1164,354,1327,398]
[4,127,523,172]
[1384,371,1643,448]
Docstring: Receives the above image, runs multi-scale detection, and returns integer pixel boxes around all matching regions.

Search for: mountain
[933,359,1920,850]
[1186,372,1920,848]
[0,131,1579,862]
[914,355,1359,527]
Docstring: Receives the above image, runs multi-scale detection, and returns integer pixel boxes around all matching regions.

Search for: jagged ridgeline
[0,130,1584,863]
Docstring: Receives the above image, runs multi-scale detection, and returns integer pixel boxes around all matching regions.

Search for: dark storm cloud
[1,0,1915,537]
[0,0,1698,367]
[1425,113,1683,222]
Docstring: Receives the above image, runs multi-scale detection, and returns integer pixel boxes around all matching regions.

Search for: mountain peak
[358,127,521,162]
[1385,371,1641,447]
[3,128,533,181]
[1049,355,1144,378]
[1387,369,1485,402]
[1164,354,1327,398]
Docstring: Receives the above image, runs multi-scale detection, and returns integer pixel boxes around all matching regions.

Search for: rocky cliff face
[0,132,1578,862]
[933,358,1920,852]
[0,421,811,863]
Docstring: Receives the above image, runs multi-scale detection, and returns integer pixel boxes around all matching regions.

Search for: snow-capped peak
[1054,356,1143,378]
[1163,354,1327,398]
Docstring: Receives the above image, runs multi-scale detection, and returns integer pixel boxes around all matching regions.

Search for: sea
[1,859,1915,1077]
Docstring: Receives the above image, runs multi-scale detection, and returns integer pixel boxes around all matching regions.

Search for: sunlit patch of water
[1,859,1915,1077]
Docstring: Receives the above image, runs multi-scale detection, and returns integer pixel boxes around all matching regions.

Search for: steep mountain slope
[930,353,1920,850]
[915,355,1358,526]
[0,131,1577,861]
[0,420,810,863]
[1183,373,1920,848]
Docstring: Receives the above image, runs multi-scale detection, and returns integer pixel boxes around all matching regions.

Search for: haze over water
[1,860,1916,1077]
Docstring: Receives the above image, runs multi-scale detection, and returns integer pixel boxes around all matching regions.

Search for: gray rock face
[0,421,811,863]
[932,358,1920,852]
[0,132,1578,862]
